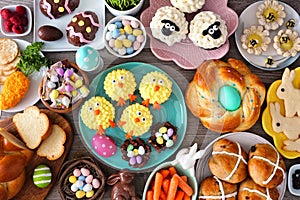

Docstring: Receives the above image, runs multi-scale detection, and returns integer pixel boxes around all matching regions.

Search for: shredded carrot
[154,172,163,200]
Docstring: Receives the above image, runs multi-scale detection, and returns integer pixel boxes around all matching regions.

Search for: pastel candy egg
[122,19,131,26]
[62,96,71,107]
[129,157,137,165]
[72,90,78,97]
[156,136,164,144]
[167,128,174,137]
[108,23,117,31]
[137,35,145,43]
[155,132,162,137]
[69,175,77,184]
[159,127,167,134]
[122,39,132,48]
[50,90,59,99]
[133,29,143,36]
[85,175,93,184]
[92,135,117,157]
[73,168,81,177]
[126,47,134,55]
[118,47,126,55]
[71,183,79,192]
[218,85,241,111]
[124,25,133,34]
[136,155,143,164]
[114,39,123,49]
[78,175,85,181]
[127,151,134,158]
[166,140,174,148]
[56,67,64,76]
[83,183,93,192]
[138,146,145,155]
[76,190,86,199]
[64,68,73,77]
[163,134,169,141]
[86,190,94,198]
[50,75,59,82]
[127,34,135,42]
[131,20,139,29]
[106,31,112,40]
[65,84,73,92]
[119,28,125,35]
[133,41,140,50]
[81,168,90,176]
[75,79,83,88]
[117,35,126,41]
[76,46,101,71]
[114,21,122,28]
[33,164,52,188]
[112,29,120,38]
[75,180,84,188]
[47,81,56,89]
[127,144,134,151]
[92,178,100,189]
[109,39,115,48]
[133,149,139,156]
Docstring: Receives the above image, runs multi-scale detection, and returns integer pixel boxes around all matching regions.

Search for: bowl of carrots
[142,162,198,200]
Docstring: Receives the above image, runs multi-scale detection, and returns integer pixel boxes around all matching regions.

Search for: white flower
[256,0,286,30]
[273,29,300,57]
[241,25,271,55]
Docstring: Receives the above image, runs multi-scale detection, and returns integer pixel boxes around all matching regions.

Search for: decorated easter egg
[33,164,52,188]
[218,85,241,111]
[92,134,117,157]
[76,46,103,72]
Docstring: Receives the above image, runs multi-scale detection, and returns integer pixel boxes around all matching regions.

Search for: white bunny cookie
[276,68,300,117]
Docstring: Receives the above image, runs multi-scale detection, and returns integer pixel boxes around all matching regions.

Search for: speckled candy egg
[33,164,52,188]
[92,134,116,157]
[76,46,103,72]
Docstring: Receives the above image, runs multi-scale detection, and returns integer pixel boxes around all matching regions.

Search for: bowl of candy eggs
[104,15,147,58]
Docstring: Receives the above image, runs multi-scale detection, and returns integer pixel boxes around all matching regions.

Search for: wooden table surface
[1,0,300,199]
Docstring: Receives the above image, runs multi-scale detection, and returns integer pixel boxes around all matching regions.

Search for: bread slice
[37,124,66,160]
[13,106,51,149]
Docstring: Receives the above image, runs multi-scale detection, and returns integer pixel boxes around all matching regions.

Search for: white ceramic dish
[104,0,144,16]
[195,132,287,200]
[0,39,47,113]
[288,164,300,196]
[235,1,300,71]
[104,15,147,58]
[33,0,105,52]
[0,4,32,37]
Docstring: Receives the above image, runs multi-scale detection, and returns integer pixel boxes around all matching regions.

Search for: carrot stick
[167,175,179,200]
[160,169,170,178]
[153,172,163,200]
[183,194,190,200]
[160,190,167,200]
[147,190,154,200]
[162,179,170,194]
[169,166,177,176]
[175,190,185,200]
[180,176,187,182]
[173,174,193,196]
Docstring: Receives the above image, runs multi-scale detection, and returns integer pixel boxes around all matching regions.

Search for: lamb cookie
[66,11,100,46]
[248,143,286,188]
[39,0,80,19]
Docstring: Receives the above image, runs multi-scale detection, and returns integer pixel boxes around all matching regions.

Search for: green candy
[127,144,134,152]
[33,164,52,188]
[218,85,241,111]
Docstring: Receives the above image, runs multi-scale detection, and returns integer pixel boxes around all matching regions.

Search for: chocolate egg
[38,25,63,41]
[92,134,116,157]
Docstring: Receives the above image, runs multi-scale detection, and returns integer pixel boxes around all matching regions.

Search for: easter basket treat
[39,59,90,113]
[58,156,105,200]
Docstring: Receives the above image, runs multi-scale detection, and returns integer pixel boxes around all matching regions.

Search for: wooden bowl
[39,59,89,113]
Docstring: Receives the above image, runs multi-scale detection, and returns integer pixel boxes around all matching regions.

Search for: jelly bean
[112,29,120,38]
[114,21,122,28]
[166,140,174,148]
[83,183,93,192]
[133,149,139,156]
[136,156,143,164]
[108,23,117,31]
[131,20,139,29]
[106,31,112,40]
[85,175,93,184]
[163,134,169,141]
[127,34,135,42]
[86,190,94,198]
[71,183,79,192]
[92,178,100,189]
[124,25,133,34]
[167,128,174,137]
[122,39,132,48]
[50,90,59,100]
[127,144,134,151]
[69,175,77,184]
[129,157,137,165]
[126,47,134,55]
[133,41,140,50]
[73,168,81,177]
[78,175,85,181]
[138,146,145,155]
[133,29,143,36]
[81,168,90,176]
[114,39,123,49]
[122,19,130,26]
[137,35,145,43]
[127,150,134,158]
[75,180,84,188]
[159,127,167,134]
[156,136,164,145]
[47,81,56,89]
[76,190,86,199]
[118,47,126,55]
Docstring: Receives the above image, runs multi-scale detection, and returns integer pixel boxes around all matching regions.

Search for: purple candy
[167,128,174,137]
[56,67,64,76]
[136,156,143,164]
[129,157,137,165]
[64,68,74,77]
[65,84,73,92]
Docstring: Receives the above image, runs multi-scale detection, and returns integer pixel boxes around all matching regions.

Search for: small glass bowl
[104,0,144,16]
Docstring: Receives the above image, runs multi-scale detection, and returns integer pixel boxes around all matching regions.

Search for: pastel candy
[133,41,140,50]
[118,47,126,55]
[122,39,132,48]
[131,20,139,29]
[81,168,90,176]
[137,35,145,43]
[124,25,133,34]
[167,128,174,137]
[126,47,134,55]
[106,32,112,40]
[128,34,135,42]
[112,29,120,38]
[133,29,143,36]
[78,175,85,181]
[33,164,52,188]
[108,23,117,31]
[75,180,84,188]
[166,140,174,147]
[83,183,93,192]
[86,190,95,198]
[71,183,79,192]
[122,19,131,26]
[114,39,123,49]
[73,168,81,177]
[115,21,122,28]
[92,178,100,189]
[85,174,93,184]
[109,39,115,48]
[76,190,85,199]
[69,175,77,183]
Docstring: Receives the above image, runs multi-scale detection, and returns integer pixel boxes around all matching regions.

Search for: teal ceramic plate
[78,62,187,171]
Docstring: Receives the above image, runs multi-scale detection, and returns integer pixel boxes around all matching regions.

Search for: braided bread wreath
[185,59,266,133]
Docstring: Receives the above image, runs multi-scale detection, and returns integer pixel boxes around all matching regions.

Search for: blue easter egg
[114,21,123,29]
[127,34,135,42]
[218,85,241,111]
[112,29,120,38]
[76,46,100,71]
[126,47,134,55]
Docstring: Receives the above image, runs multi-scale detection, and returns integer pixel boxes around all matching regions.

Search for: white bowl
[0,4,32,37]
[104,0,144,16]
[288,164,300,196]
[104,15,147,58]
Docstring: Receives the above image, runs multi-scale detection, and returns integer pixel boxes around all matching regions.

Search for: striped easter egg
[33,164,52,188]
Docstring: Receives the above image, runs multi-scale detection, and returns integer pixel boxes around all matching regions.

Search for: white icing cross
[198,176,237,200]
[212,142,247,181]
[242,187,273,200]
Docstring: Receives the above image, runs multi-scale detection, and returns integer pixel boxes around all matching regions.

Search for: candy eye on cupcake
[256,0,286,30]
[188,11,228,50]
[241,25,271,55]
[273,29,300,57]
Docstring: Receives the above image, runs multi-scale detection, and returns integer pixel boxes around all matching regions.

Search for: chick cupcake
[241,25,271,55]
[256,0,286,30]
[118,103,153,138]
[139,71,173,110]
[104,69,137,106]
[170,0,205,13]
[188,11,228,49]
[273,29,300,57]
[150,6,188,46]
[80,96,115,133]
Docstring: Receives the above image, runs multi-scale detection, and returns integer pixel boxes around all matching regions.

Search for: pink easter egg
[122,19,131,26]
[92,134,116,157]
[92,178,100,189]
[109,39,115,48]
[136,35,145,43]
[73,168,81,177]
[130,20,139,29]
[133,41,140,50]
[85,175,93,184]
[80,167,90,176]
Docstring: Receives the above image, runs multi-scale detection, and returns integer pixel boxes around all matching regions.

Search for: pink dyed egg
[80,167,90,176]
[85,175,93,184]
[92,178,100,189]
[92,134,116,157]
[73,168,81,177]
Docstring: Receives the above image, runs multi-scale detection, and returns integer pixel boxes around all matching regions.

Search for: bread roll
[185,59,265,133]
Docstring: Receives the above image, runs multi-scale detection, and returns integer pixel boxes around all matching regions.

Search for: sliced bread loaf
[12,106,51,149]
[37,124,66,161]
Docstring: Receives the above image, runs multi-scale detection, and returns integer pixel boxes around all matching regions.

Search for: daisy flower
[273,29,300,57]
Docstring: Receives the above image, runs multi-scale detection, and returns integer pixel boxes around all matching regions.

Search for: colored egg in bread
[75,46,103,72]
[218,85,241,111]
[92,134,116,157]
[33,164,52,188]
